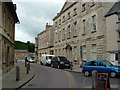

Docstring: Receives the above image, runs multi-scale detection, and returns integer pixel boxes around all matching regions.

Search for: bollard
[25,57,27,67]
[70,62,73,70]
[28,61,30,70]
[26,64,29,74]
[16,66,20,81]
[25,60,26,67]
[92,70,97,89]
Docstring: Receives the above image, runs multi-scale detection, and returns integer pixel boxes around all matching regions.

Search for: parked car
[40,54,55,66]
[51,56,72,69]
[82,60,120,78]
[27,57,35,63]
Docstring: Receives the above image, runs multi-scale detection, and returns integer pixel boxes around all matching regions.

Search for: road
[69,71,120,89]
[19,61,120,89]
[20,63,74,88]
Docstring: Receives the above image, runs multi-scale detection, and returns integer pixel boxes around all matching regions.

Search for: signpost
[96,73,111,90]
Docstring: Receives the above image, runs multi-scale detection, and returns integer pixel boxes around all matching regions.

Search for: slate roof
[105,1,120,17]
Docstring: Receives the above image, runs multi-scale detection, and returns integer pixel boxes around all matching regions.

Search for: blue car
[82,60,120,78]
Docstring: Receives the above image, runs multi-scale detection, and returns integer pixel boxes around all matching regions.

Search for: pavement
[2,60,35,90]
[65,63,82,73]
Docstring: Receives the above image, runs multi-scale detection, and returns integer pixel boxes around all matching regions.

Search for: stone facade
[37,1,119,65]
[105,1,120,65]
[35,37,38,62]
[37,23,54,61]
[53,1,117,64]
[15,50,29,60]
[0,1,19,74]
[53,2,80,63]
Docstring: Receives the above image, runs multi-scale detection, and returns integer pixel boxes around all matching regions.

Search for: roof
[4,1,19,23]
[53,1,77,20]
[15,50,28,53]
[60,2,73,13]
[105,1,120,17]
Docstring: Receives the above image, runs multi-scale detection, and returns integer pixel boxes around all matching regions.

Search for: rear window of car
[58,56,67,61]
[88,61,97,66]
[46,56,53,60]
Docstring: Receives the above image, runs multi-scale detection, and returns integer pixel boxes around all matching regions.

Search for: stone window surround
[73,8,77,16]
[73,21,77,37]
[91,15,97,32]
[82,19,86,35]
[82,3,86,12]
[90,0,96,7]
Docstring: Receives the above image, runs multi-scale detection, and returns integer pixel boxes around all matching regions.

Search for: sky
[12,0,66,43]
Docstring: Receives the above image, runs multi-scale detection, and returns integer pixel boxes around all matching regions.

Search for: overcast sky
[12,0,65,43]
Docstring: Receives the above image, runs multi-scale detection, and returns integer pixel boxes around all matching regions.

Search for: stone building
[0,1,19,74]
[105,1,120,65]
[53,0,117,64]
[37,23,54,61]
[15,50,29,60]
[53,1,81,63]
[35,37,38,62]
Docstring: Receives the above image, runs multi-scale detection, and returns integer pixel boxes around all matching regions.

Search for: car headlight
[60,62,64,64]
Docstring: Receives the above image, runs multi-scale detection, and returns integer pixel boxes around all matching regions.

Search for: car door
[51,57,58,67]
[96,61,107,73]
[88,61,97,73]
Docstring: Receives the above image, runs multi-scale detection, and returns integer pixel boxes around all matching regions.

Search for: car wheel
[110,71,117,78]
[51,64,54,68]
[84,71,90,77]
[40,62,43,65]
[57,65,60,69]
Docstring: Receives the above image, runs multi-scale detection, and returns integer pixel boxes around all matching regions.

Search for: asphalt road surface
[20,63,74,88]
[70,71,120,89]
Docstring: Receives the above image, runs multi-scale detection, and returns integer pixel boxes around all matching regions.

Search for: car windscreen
[47,56,53,60]
[104,60,113,66]
[58,56,67,61]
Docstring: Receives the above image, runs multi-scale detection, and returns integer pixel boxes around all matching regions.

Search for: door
[110,53,115,65]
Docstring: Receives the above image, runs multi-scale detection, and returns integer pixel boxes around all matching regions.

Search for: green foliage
[15,41,35,53]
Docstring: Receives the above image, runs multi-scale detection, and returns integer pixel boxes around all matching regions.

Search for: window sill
[82,33,86,36]
[73,14,77,16]
[90,3,95,7]
[91,30,96,33]
[73,35,77,38]
[82,10,85,12]
[117,40,120,42]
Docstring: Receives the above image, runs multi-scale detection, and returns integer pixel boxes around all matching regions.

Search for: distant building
[35,37,38,62]
[15,50,29,60]
[37,23,54,61]
[0,1,19,74]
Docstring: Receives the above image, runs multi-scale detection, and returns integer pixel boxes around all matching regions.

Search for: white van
[40,54,55,65]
